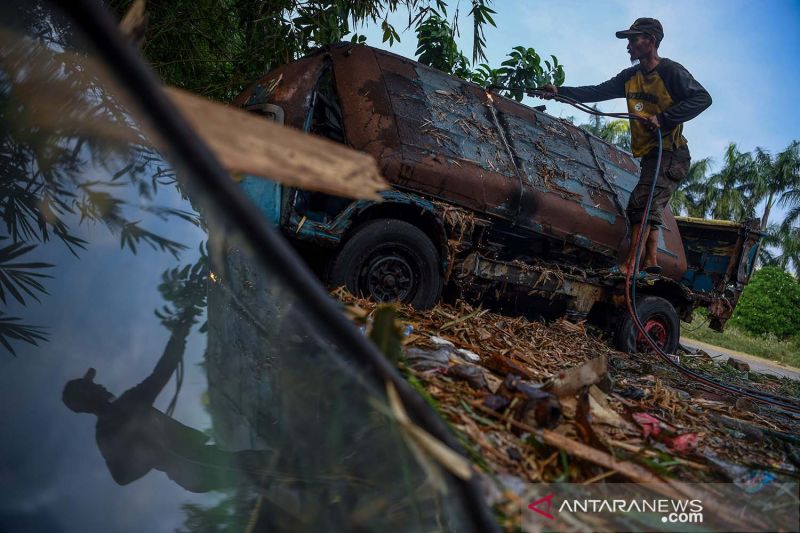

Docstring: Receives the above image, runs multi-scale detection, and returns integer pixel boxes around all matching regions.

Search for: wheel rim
[362,252,416,303]
[636,315,669,352]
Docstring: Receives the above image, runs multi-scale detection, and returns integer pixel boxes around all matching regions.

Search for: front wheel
[614,295,680,354]
[328,219,443,309]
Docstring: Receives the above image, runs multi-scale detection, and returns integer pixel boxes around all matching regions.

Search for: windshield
[0,3,477,531]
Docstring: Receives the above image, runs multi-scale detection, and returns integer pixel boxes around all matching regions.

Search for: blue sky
[359,0,800,225]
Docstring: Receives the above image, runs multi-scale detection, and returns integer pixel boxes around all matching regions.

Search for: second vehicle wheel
[614,295,680,354]
[329,218,443,309]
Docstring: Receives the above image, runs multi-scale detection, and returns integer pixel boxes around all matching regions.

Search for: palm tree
[771,141,800,231]
[671,157,712,217]
[760,224,800,276]
[749,141,800,229]
[705,143,757,221]
[579,107,632,151]
[781,187,800,230]
[743,141,800,271]
[601,119,631,152]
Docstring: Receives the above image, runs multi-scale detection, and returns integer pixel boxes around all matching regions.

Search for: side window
[293,65,351,223]
[309,66,345,143]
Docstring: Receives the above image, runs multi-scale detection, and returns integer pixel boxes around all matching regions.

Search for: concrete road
[681,338,800,380]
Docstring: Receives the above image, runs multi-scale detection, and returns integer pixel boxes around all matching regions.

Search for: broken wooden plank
[164,87,388,200]
[548,354,607,397]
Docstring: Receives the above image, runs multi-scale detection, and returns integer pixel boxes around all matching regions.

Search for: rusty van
[234,43,762,354]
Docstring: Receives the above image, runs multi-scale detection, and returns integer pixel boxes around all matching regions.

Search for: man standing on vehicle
[539,18,711,276]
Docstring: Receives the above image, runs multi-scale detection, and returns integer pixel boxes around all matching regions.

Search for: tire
[614,295,680,354]
[329,218,443,309]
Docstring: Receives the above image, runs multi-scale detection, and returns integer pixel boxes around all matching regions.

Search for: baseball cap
[616,18,664,44]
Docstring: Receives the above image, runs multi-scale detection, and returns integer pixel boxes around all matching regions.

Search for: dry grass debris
[332,289,800,530]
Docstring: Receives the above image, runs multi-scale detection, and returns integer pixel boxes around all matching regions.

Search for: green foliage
[493,47,564,101]
[671,157,712,216]
[467,0,496,64]
[729,266,800,338]
[155,242,209,333]
[412,10,565,103]
[704,143,759,221]
[775,141,800,230]
[669,139,799,275]
[109,0,410,100]
[112,1,564,106]
[681,141,799,225]
[759,224,800,276]
[109,1,506,102]
[368,305,404,363]
[0,313,47,356]
[464,48,564,102]
[179,491,241,533]
[0,239,53,306]
[681,311,800,369]
[578,108,631,151]
[413,9,467,74]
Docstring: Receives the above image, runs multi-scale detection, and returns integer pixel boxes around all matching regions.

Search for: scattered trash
[632,412,700,453]
[734,396,760,412]
[696,349,714,362]
[587,385,632,430]
[358,314,373,335]
[483,394,510,412]
[703,450,777,493]
[483,353,536,380]
[369,306,403,363]
[616,384,646,400]
[404,347,451,371]
[576,388,605,449]
[456,348,481,362]
[429,335,455,348]
[447,363,489,390]
[633,412,666,438]
[666,433,701,453]
[514,383,562,430]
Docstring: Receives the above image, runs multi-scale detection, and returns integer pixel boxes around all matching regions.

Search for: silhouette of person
[63,329,267,492]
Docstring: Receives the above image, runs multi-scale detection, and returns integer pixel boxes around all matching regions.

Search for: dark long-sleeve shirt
[559,58,711,157]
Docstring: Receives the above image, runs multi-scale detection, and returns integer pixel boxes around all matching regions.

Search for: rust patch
[457,252,607,318]
[235,53,329,131]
